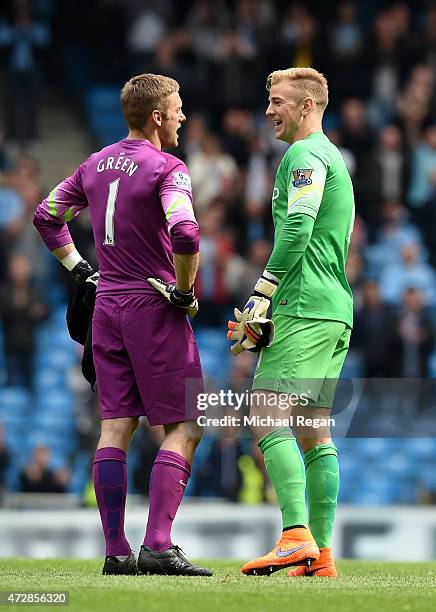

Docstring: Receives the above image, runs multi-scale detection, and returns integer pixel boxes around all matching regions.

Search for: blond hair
[120,73,180,130]
[266,67,328,111]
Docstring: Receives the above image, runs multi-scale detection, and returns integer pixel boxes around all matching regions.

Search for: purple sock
[143,450,191,552]
[93,447,131,557]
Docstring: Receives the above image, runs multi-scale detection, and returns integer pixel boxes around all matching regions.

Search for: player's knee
[164,420,202,449]
[247,413,274,443]
[183,421,203,448]
[297,436,332,453]
[99,417,138,448]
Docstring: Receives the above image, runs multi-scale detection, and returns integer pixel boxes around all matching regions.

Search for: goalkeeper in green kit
[227,67,354,578]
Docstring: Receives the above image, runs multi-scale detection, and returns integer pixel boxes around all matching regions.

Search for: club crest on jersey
[292,168,313,188]
[172,171,191,190]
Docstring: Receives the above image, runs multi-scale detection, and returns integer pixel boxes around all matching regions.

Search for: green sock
[258,428,307,529]
[304,443,339,548]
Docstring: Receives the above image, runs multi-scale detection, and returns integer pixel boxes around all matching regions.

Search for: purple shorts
[92,293,204,425]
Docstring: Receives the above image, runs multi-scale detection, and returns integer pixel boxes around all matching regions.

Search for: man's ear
[302,97,314,115]
[151,109,162,127]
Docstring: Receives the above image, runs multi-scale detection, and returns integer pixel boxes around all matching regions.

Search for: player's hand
[70,259,99,309]
[227,308,275,356]
[240,272,280,323]
[70,259,97,285]
[147,277,198,318]
[83,271,100,309]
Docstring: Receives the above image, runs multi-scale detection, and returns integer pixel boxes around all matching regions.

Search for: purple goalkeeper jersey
[33,138,198,295]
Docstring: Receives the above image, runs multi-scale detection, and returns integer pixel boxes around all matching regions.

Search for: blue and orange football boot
[241,527,319,576]
[288,547,337,578]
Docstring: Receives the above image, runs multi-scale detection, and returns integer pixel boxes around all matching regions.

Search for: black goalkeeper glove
[70,260,99,309]
[70,259,97,284]
[147,278,198,317]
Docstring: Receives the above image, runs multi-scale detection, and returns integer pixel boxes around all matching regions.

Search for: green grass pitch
[0,559,435,612]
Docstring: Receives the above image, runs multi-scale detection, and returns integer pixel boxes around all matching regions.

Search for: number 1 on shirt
[103,178,120,246]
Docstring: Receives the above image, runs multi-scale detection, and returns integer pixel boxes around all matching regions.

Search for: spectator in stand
[6,156,47,283]
[19,445,70,493]
[366,5,417,128]
[359,125,409,229]
[180,112,208,159]
[325,128,356,178]
[408,125,436,210]
[339,98,375,169]
[214,0,262,111]
[227,238,271,307]
[352,279,396,377]
[390,287,435,378]
[326,1,365,101]
[419,4,436,72]
[188,134,238,210]
[0,0,50,150]
[366,200,423,274]
[379,241,436,307]
[185,0,229,61]
[195,202,239,326]
[184,0,229,110]
[0,178,25,242]
[408,125,436,259]
[244,133,270,208]
[221,109,253,169]
[396,65,434,148]
[191,430,245,501]
[0,254,48,390]
[273,5,323,76]
[125,1,167,74]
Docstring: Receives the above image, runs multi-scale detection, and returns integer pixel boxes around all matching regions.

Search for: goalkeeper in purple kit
[33,74,212,577]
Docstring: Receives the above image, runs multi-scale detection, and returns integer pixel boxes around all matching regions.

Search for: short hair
[120,73,180,130]
[266,67,329,112]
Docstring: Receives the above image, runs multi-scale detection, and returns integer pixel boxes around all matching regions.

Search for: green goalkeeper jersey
[266,131,354,327]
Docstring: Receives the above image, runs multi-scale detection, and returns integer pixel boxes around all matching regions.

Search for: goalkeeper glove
[70,259,99,309]
[70,259,97,284]
[227,271,279,356]
[240,271,280,322]
[147,278,198,317]
[227,308,275,356]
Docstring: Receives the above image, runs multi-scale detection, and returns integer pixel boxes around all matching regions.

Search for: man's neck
[291,119,323,144]
[127,129,161,150]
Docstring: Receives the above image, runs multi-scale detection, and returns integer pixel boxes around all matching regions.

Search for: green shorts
[252,315,351,408]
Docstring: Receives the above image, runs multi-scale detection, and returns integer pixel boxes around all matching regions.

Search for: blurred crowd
[0,0,436,501]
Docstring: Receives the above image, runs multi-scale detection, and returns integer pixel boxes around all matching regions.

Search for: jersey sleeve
[33,163,89,250]
[286,146,327,220]
[159,160,197,231]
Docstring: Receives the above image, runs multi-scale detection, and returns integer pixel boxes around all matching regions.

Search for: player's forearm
[174,252,199,293]
[266,213,315,279]
[49,243,96,284]
[51,243,76,262]
[171,220,200,292]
